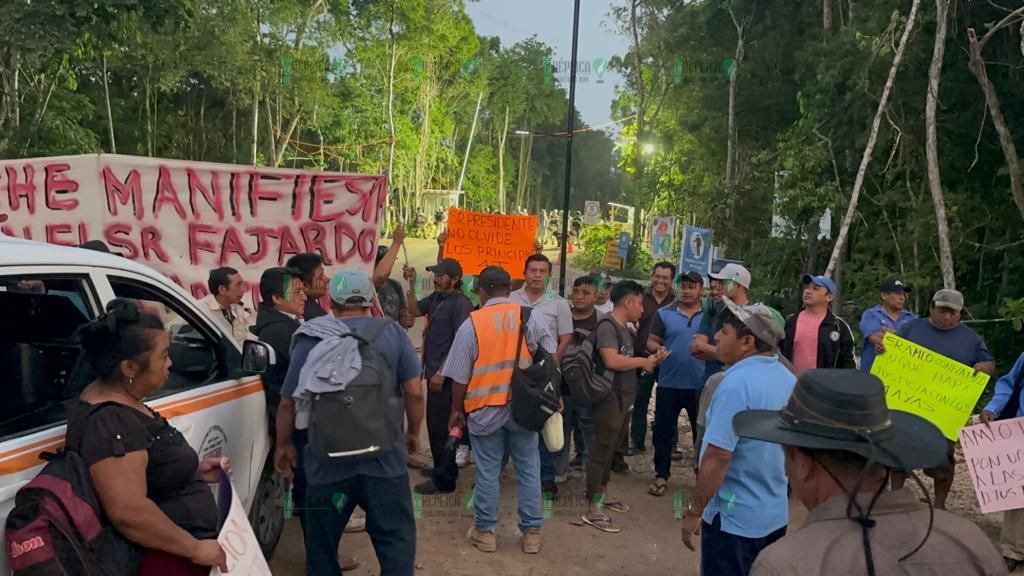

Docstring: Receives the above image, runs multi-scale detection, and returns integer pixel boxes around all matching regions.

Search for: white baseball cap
[710,263,751,289]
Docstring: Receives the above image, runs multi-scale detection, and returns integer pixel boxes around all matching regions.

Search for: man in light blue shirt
[980,351,1024,571]
[680,298,795,576]
[859,278,917,372]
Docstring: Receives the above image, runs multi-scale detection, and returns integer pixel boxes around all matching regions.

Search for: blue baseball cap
[329,270,375,307]
[802,273,837,295]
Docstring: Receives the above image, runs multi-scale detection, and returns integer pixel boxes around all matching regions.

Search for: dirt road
[269,427,809,576]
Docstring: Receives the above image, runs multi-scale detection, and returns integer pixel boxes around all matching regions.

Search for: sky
[465,0,631,132]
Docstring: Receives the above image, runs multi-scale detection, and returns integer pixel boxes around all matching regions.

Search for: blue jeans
[700,513,786,576]
[304,473,416,576]
[559,397,593,475]
[539,434,560,482]
[470,419,544,533]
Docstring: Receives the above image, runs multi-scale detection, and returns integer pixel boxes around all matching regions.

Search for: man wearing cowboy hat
[680,298,795,575]
[734,369,1006,576]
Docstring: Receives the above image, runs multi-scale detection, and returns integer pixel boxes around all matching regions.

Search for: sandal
[648,478,668,497]
[581,514,621,533]
[604,498,630,513]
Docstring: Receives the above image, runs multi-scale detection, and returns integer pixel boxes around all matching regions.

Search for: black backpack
[510,308,562,432]
[997,367,1024,421]
[561,317,621,407]
[5,404,141,576]
[308,319,404,461]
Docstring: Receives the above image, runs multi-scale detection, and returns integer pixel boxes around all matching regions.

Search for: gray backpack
[307,319,404,461]
[560,318,622,407]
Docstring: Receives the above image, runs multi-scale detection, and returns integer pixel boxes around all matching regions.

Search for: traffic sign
[680,225,712,276]
[583,201,601,225]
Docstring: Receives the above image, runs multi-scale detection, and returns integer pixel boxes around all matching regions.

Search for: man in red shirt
[781,274,855,375]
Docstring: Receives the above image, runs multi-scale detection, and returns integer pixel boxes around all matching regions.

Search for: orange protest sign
[443,207,538,278]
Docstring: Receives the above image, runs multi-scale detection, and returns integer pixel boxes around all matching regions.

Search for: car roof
[0,235,176,283]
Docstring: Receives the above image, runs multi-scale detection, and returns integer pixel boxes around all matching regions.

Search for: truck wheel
[249,458,286,559]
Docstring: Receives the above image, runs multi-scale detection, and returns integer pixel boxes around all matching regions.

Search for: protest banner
[870,333,989,440]
[651,216,675,259]
[442,207,538,278]
[959,418,1024,513]
[0,154,387,308]
[212,472,272,575]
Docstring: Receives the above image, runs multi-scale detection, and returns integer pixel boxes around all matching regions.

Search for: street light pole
[558,0,581,296]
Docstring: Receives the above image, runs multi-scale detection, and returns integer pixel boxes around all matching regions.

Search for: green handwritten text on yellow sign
[870,333,989,441]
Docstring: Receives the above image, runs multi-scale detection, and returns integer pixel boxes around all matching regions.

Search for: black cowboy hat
[733,369,947,471]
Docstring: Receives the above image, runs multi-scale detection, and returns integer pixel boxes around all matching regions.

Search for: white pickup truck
[0,234,284,571]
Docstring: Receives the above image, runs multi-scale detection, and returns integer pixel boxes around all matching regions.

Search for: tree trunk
[516,132,531,210]
[102,54,117,154]
[848,0,856,26]
[274,114,300,167]
[825,0,921,277]
[199,90,207,160]
[926,0,956,289]
[498,106,510,213]
[144,79,153,157]
[630,0,648,240]
[967,27,1024,223]
[153,87,159,156]
[264,98,277,164]
[250,90,259,165]
[386,1,398,202]
[823,0,833,30]
[726,8,749,188]
[10,47,20,129]
[231,97,237,163]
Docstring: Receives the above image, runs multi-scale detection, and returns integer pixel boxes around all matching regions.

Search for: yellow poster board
[870,333,989,440]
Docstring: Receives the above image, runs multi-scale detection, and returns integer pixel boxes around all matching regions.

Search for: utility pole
[558,0,581,296]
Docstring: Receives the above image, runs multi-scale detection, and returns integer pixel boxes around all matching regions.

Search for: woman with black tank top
[67,299,228,576]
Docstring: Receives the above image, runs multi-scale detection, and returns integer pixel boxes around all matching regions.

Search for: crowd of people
[61,227,1024,576]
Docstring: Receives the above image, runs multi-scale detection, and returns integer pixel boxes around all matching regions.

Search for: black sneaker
[542,480,558,498]
[611,456,629,473]
[626,445,646,457]
[415,479,449,495]
[569,456,583,470]
[419,467,435,479]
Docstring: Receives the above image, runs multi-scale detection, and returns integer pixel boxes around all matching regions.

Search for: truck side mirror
[242,341,276,374]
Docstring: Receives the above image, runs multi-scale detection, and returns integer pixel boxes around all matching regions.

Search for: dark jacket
[250,304,301,437]
[781,309,856,370]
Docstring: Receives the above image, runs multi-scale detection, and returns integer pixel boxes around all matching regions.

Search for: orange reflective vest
[464,302,531,414]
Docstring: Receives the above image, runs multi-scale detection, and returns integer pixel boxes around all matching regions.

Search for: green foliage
[1001,299,1024,333]
[572,222,653,279]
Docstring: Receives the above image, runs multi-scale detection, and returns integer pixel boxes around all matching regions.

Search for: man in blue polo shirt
[858,278,917,372]
[680,298,795,576]
[646,271,705,495]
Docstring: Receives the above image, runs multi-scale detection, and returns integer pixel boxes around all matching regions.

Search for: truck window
[108,278,225,394]
[0,275,96,439]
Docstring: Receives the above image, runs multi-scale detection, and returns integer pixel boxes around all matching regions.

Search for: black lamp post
[558,0,581,296]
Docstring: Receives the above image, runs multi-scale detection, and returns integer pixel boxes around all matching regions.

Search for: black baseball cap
[427,258,463,278]
[678,271,703,285]
[879,278,911,293]
[477,266,512,291]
